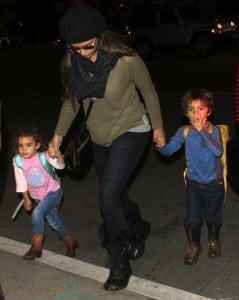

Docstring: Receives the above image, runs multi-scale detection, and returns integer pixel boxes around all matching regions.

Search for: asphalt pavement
[0,46,239,300]
[0,237,213,300]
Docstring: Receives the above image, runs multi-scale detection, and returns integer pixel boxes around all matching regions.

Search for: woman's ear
[36,143,41,150]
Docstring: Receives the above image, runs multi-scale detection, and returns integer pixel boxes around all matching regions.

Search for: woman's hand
[153,127,166,148]
[48,134,63,158]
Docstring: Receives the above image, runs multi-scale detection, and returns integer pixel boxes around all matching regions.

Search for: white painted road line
[0,236,213,300]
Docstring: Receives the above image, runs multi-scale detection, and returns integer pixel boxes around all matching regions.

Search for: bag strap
[85,100,94,121]
[183,122,214,140]
[80,100,94,129]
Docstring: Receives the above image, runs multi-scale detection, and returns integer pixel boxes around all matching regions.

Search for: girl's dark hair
[181,88,214,114]
[60,30,136,104]
[13,127,47,154]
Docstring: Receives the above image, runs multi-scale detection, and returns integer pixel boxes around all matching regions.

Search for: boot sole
[184,260,198,265]
[208,253,221,258]
[23,253,42,260]
[103,275,131,291]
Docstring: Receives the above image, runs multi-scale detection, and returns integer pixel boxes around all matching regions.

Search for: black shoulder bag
[64,100,94,172]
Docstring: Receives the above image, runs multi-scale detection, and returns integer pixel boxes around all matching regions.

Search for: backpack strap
[38,152,58,180]
[183,122,214,140]
[183,125,190,140]
[14,153,23,169]
[182,125,191,183]
[216,124,230,202]
[207,122,214,133]
[14,152,58,180]
[183,122,215,141]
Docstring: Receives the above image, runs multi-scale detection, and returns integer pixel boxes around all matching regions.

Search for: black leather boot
[98,222,110,250]
[99,219,150,260]
[129,219,151,260]
[103,232,132,291]
[207,224,221,258]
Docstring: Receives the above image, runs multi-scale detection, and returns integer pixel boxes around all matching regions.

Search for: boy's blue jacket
[157,125,223,184]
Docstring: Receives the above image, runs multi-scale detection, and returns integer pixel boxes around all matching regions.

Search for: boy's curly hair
[181,88,215,115]
[13,127,47,154]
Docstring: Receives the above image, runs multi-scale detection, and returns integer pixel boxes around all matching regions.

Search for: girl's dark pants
[92,131,150,248]
[184,178,225,230]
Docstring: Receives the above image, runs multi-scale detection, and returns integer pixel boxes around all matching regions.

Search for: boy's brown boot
[23,233,45,260]
[184,243,202,264]
[63,233,78,257]
[208,238,221,257]
[184,228,202,265]
[207,224,221,258]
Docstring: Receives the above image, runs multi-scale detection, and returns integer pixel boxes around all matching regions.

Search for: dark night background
[0,1,239,299]
[1,0,239,48]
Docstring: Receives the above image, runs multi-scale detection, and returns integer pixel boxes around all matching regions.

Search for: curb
[0,236,213,300]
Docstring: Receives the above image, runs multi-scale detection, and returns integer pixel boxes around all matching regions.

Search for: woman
[48,3,165,291]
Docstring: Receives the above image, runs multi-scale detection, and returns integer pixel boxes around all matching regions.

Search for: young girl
[12,127,78,260]
[156,89,225,265]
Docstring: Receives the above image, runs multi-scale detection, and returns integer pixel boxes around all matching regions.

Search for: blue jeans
[184,178,224,229]
[92,131,150,245]
[32,188,68,238]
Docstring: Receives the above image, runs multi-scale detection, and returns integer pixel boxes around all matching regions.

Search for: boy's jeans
[32,188,67,238]
[184,178,224,229]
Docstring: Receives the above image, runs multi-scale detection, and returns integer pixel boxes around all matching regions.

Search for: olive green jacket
[55,55,163,146]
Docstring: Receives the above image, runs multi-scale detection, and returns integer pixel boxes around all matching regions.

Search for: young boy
[156,89,224,265]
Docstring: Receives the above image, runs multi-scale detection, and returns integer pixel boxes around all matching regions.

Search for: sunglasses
[68,39,97,52]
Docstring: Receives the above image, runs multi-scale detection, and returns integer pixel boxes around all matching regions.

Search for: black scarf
[71,50,118,101]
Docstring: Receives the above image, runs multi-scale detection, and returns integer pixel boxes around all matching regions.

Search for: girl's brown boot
[23,233,45,260]
[63,233,78,257]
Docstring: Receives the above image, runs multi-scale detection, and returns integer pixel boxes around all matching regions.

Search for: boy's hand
[191,118,207,131]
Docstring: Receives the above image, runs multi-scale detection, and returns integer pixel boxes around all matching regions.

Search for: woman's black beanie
[59,4,107,43]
